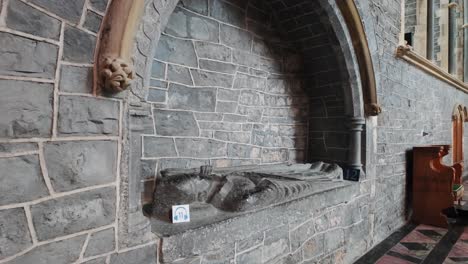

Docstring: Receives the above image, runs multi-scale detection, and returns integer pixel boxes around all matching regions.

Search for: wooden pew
[412,145,463,228]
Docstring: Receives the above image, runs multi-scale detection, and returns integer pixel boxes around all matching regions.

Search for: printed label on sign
[172,204,190,223]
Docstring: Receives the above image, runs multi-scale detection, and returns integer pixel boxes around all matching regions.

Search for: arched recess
[94,0,380,246]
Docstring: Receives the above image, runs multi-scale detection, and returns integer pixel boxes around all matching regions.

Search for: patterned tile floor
[356,180,468,264]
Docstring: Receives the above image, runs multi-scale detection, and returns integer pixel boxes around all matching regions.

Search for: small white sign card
[172,204,190,223]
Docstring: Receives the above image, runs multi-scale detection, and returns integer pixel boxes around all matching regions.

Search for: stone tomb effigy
[147,162,360,263]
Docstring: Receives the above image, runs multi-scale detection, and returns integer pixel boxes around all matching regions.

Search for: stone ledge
[150,181,360,263]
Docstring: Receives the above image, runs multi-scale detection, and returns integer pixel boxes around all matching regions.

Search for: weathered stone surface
[84,10,103,33]
[0,80,53,138]
[141,159,157,180]
[0,208,32,259]
[222,113,247,122]
[59,65,93,93]
[154,109,199,136]
[155,35,197,67]
[180,0,208,15]
[199,121,241,131]
[236,232,264,252]
[220,24,252,51]
[63,25,96,63]
[194,42,231,62]
[151,60,166,79]
[150,79,168,88]
[236,246,262,264]
[167,64,193,85]
[29,0,85,23]
[148,88,166,103]
[191,69,234,88]
[262,148,289,163]
[199,59,237,74]
[43,141,117,192]
[84,228,115,257]
[143,136,178,158]
[211,0,245,28]
[303,234,325,260]
[263,225,290,262]
[31,187,116,241]
[240,90,263,106]
[168,83,216,112]
[165,7,219,42]
[234,73,266,90]
[195,112,223,121]
[201,246,234,264]
[58,95,119,136]
[216,101,238,113]
[0,142,37,154]
[290,219,315,251]
[9,235,86,264]
[110,244,156,264]
[89,0,108,12]
[324,228,344,253]
[6,0,61,39]
[0,155,49,206]
[227,143,260,159]
[159,158,209,170]
[0,32,58,79]
[175,138,226,158]
[218,88,239,101]
[82,257,107,264]
[214,131,250,143]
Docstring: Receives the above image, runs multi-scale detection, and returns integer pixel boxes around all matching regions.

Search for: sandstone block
[155,35,197,67]
[44,141,117,192]
[6,0,61,39]
[30,0,85,23]
[143,136,178,158]
[175,138,227,158]
[0,80,53,138]
[84,228,115,257]
[63,25,96,63]
[0,32,58,79]
[0,155,49,206]
[59,65,93,93]
[191,69,234,88]
[154,109,199,136]
[31,187,116,240]
[194,41,231,62]
[168,83,216,112]
[58,96,119,136]
[9,235,86,264]
[165,7,219,42]
[0,208,32,259]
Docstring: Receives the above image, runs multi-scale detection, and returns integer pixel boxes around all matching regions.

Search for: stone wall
[0,0,156,263]
[1,0,468,264]
[145,0,309,169]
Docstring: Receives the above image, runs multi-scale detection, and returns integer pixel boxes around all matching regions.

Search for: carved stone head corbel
[94,0,144,94]
[100,57,134,93]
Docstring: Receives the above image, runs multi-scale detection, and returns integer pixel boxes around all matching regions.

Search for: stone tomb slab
[148,163,359,263]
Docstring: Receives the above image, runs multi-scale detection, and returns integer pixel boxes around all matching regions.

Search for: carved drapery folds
[94,0,144,93]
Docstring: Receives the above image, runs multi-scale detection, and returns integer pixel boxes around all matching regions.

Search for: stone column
[348,117,365,171]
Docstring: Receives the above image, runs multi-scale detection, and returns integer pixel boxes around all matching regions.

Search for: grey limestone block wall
[360,0,468,244]
[144,0,310,170]
[0,0,156,263]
